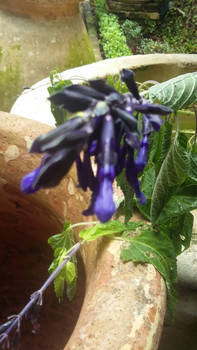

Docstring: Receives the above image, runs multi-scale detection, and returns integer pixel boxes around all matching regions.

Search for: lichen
[64,32,95,70]
[0,45,24,111]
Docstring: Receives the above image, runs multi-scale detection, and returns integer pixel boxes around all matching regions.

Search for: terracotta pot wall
[0,0,82,18]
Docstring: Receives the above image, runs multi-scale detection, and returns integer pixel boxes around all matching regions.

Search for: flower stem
[71,221,99,229]
[0,241,82,347]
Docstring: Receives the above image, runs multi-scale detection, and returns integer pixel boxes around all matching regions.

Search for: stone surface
[176,210,197,289]
[0,111,90,350]
[66,239,166,350]
[0,111,91,241]
[11,54,197,126]
[106,0,161,19]
[0,0,83,18]
[0,111,166,350]
[0,10,95,111]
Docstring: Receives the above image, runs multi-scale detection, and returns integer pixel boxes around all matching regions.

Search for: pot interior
[0,187,85,350]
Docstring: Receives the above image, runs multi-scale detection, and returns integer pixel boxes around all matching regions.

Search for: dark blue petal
[67,84,105,100]
[121,69,141,100]
[142,115,152,135]
[21,166,42,194]
[135,135,149,172]
[89,79,118,95]
[125,131,140,149]
[98,115,116,168]
[112,107,138,133]
[83,188,98,216]
[126,150,146,205]
[147,114,164,131]
[115,145,127,176]
[30,116,88,153]
[49,89,94,113]
[94,177,116,222]
[31,148,78,189]
[21,154,50,193]
[89,140,98,155]
[98,164,115,181]
[135,103,172,115]
[76,152,97,191]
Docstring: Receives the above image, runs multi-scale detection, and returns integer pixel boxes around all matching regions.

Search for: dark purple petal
[30,117,87,153]
[106,92,123,105]
[66,84,105,100]
[125,131,140,149]
[134,103,172,115]
[83,188,98,216]
[98,115,116,169]
[89,79,118,95]
[121,69,141,100]
[98,164,115,181]
[76,152,97,191]
[89,140,98,155]
[21,154,50,193]
[142,115,152,135]
[49,90,94,112]
[21,165,42,193]
[112,107,138,133]
[94,177,116,222]
[30,148,78,189]
[126,150,146,205]
[147,114,164,131]
[115,145,127,176]
[135,135,149,172]
[30,119,93,154]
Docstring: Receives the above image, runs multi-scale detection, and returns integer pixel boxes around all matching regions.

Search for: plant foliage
[48,70,71,126]
[149,72,197,111]
[94,0,131,58]
[48,222,77,301]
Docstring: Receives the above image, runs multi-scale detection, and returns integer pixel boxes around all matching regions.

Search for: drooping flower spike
[21,69,172,222]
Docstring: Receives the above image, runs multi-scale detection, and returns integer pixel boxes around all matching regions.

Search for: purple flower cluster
[21,69,171,222]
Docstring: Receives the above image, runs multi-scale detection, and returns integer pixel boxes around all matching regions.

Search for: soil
[0,230,85,350]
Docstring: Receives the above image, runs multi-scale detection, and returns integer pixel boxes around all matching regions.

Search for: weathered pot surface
[0,0,82,18]
[11,54,197,126]
[0,112,166,350]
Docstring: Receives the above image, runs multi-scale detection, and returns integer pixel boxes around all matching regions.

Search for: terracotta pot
[0,112,166,350]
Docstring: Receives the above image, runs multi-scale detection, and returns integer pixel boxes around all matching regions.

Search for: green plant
[138,38,174,54]
[122,19,142,41]
[94,0,131,58]
[1,70,197,348]
[47,70,71,126]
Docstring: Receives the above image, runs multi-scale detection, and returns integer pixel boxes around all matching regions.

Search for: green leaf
[157,192,197,224]
[48,222,78,301]
[116,169,134,223]
[48,70,72,126]
[150,133,190,225]
[79,220,127,242]
[48,222,71,250]
[160,213,193,255]
[189,146,197,181]
[149,71,197,111]
[156,121,173,172]
[120,226,177,315]
[65,261,76,284]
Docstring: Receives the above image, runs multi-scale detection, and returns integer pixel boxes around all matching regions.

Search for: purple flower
[21,69,172,222]
[135,135,149,173]
[126,150,146,205]
[94,177,116,222]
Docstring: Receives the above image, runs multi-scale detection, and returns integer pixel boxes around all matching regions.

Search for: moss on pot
[0,45,24,111]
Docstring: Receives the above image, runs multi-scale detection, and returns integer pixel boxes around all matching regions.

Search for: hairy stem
[0,241,82,347]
